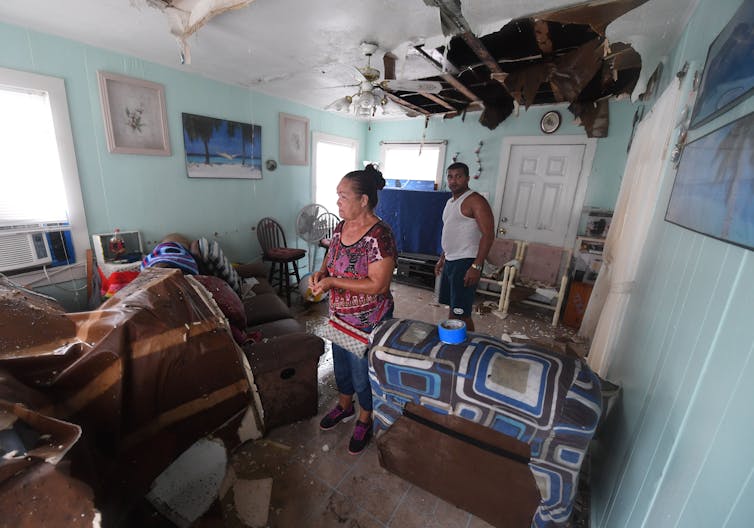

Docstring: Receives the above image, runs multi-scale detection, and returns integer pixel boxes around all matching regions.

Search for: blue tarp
[376,188,451,257]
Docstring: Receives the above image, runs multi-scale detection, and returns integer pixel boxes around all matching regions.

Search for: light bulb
[359,92,375,109]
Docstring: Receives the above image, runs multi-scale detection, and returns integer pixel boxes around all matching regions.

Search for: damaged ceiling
[0,0,697,135]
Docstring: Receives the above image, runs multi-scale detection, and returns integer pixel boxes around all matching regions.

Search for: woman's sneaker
[348,420,372,455]
[319,404,355,430]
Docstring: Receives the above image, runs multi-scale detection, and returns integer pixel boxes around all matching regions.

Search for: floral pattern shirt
[325,220,397,330]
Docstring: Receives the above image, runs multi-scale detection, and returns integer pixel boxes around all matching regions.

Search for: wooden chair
[256,217,306,306]
[316,212,340,254]
[500,242,572,326]
[477,238,524,311]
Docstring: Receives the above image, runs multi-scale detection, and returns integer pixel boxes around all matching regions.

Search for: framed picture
[97,71,170,155]
[689,1,754,129]
[182,113,262,179]
[279,113,309,165]
[665,111,754,251]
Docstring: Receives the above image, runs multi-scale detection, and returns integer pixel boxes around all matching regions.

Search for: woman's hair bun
[364,163,386,190]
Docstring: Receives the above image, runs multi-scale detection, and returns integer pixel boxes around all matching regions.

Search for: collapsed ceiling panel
[383,0,648,136]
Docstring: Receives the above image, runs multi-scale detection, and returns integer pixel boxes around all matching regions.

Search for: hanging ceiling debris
[386,0,649,137]
[144,0,255,64]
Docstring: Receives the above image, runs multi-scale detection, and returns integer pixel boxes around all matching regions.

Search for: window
[0,67,88,281]
[312,132,359,216]
[379,141,447,191]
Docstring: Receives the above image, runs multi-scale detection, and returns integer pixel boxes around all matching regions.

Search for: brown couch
[0,261,324,523]
[236,261,325,430]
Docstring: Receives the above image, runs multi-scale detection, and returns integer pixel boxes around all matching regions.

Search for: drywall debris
[233,478,272,527]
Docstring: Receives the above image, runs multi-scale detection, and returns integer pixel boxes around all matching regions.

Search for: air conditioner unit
[0,230,52,273]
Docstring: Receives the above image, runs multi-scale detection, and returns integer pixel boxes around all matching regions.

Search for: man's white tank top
[441,189,480,261]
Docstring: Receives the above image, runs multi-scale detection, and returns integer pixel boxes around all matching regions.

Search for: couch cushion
[235,260,267,279]
[244,293,292,326]
[252,279,275,295]
[193,275,247,344]
[246,317,305,338]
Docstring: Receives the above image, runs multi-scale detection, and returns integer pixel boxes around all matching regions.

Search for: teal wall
[0,21,366,268]
[591,1,754,527]
[366,100,638,213]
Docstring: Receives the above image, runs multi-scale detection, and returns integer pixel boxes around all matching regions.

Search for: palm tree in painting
[713,116,754,237]
[182,114,220,164]
[240,123,256,166]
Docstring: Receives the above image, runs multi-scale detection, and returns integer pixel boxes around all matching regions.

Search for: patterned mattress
[369,319,602,528]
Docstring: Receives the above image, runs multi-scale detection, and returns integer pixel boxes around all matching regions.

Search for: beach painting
[666,111,754,251]
[182,113,262,179]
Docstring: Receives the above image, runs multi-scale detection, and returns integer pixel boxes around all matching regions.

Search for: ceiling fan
[326,42,443,117]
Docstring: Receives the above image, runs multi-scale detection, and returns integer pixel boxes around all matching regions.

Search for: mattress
[368,318,602,528]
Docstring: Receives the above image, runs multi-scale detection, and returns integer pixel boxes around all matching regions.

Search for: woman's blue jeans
[331,309,392,412]
[332,343,373,411]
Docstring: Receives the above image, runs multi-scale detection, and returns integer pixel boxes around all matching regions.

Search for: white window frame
[311,131,359,208]
[379,140,448,188]
[0,67,89,285]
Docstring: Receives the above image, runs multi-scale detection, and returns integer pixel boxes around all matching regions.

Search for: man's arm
[463,194,495,286]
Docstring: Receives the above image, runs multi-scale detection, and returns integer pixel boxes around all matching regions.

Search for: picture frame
[688,1,754,129]
[182,113,262,179]
[665,111,754,251]
[279,112,309,165]
[97,71,171,155]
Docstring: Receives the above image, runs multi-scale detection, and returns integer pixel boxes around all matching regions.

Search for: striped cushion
[196,237,242,295]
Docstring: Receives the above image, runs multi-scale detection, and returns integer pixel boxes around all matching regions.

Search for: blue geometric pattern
[369,319,602,528]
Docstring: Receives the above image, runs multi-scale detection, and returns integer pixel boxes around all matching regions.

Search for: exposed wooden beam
[442,101,484,119]
[421,92,456,111]
[413,45,480,103]
[386,93,430,116]
[413,45,459,75]
[459,32,510,89]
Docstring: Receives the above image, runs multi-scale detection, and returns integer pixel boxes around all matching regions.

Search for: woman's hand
[309,271,326,289]
[310,276,332,297]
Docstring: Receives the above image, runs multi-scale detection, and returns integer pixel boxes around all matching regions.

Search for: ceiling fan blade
[383,52,397,81]
[382,79,443,93]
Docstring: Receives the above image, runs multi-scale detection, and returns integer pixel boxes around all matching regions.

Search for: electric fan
[295,203,329,271]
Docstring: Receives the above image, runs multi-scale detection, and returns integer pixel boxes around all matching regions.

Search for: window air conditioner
[0,230,52,273]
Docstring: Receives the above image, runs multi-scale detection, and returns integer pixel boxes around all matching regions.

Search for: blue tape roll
[438,319,466,344]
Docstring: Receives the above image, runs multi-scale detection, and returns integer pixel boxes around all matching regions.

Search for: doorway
[493,136,595,247]
[312,132,359,216]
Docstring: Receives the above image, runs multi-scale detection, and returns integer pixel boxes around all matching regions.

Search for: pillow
[141,242,199,275]
[195,237,242,295]
[193,275,247,344]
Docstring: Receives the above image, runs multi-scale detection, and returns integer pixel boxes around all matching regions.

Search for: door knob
[501,216,508,222]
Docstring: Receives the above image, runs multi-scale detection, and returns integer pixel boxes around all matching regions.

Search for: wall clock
[540,110,561,134]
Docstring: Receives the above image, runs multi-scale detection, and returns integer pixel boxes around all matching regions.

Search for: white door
[494,136,595,247]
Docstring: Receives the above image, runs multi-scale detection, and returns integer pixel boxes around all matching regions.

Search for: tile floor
[200,282,587,527]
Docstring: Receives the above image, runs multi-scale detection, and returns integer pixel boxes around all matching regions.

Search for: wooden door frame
[493,135,596,247]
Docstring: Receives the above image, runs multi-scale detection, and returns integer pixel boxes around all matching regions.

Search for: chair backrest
[316,212,340,239]
[256,217,287,254]
[519,243,571,286]
[486,238,520,267]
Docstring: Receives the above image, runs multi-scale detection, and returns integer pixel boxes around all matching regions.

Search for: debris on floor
[232,478,272,527]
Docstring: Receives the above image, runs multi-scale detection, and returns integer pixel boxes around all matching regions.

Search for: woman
[309,164,396,455]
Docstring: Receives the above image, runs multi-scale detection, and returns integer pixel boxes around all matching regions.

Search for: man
[434,162,495,331]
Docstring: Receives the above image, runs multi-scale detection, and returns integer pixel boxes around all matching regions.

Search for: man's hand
[464,266,481,287]
[434,257,444,277]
